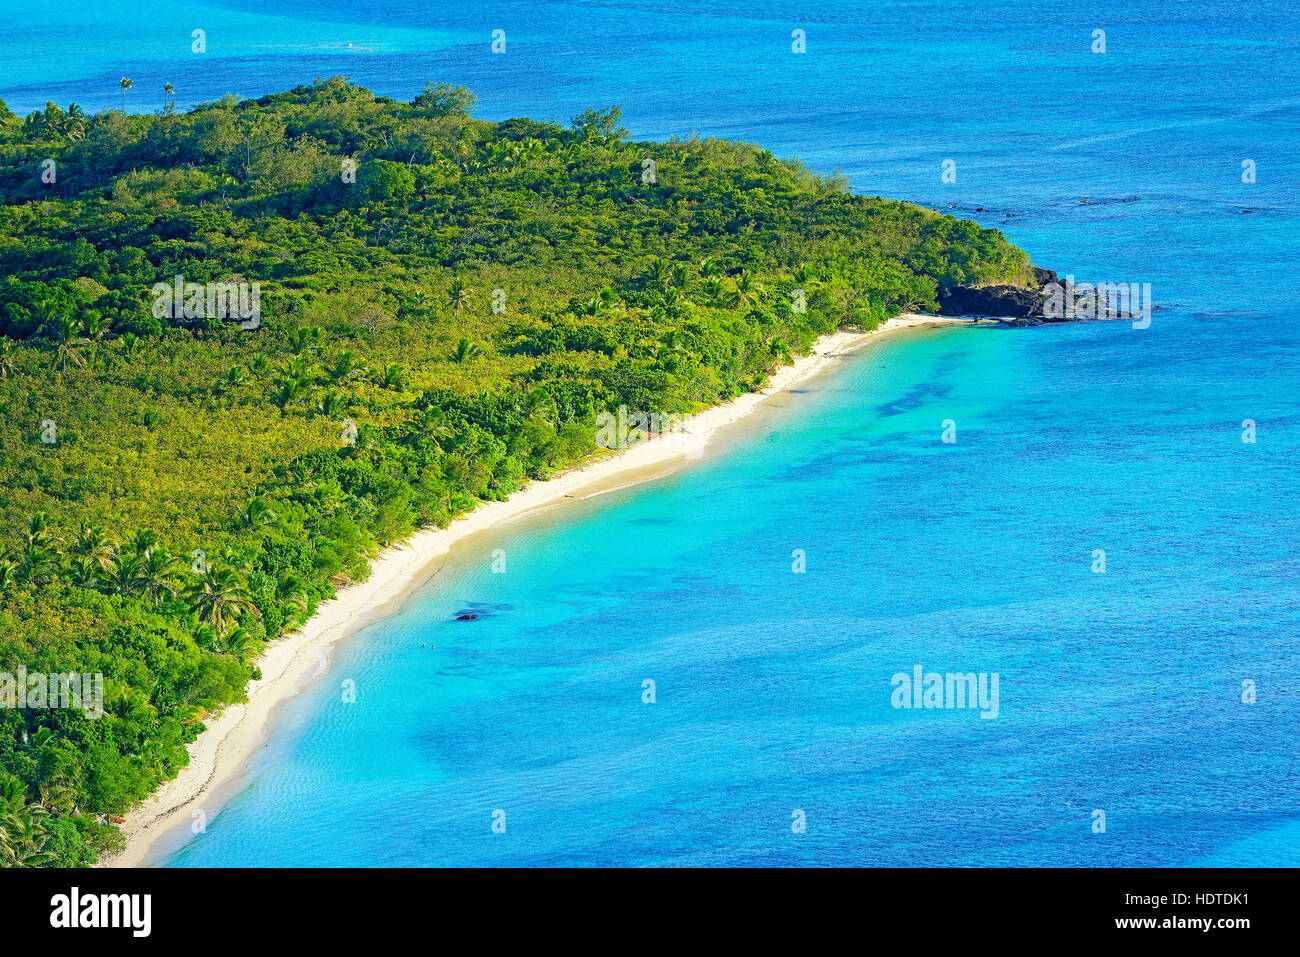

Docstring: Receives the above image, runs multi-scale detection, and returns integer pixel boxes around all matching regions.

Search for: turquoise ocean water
[3,1,1297,865]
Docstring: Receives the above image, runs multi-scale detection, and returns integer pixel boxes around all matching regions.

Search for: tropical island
[0,77,1039,866]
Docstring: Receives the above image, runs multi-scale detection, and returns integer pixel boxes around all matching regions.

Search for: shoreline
[105,313,973,868]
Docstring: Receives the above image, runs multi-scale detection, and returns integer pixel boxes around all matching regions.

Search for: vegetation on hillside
[0,77,1032,865]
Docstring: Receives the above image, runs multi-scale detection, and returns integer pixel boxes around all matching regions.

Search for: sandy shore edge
[104,313,970,867]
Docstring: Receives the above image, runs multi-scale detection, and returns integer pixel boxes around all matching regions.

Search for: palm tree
[14,543,55,585]
[379,362,407,391]
[119,76,133,112]
[657,330,690,362]
[792,263,818,286]
[138,546,180,603]
[523,387,558,425]
[580,287,621,316]
[36,306,87,372]
[27,512,52,550]
[241,496,277,529]
[648,257,672,289]
[447,279,472,313]
[274,375,308,410]
[163,82,174,114]
[317,389,344,418]
[288,326,323,355]
[64,103,86,141]
[413,407,453,451]
[31,733,76,812]
[126,529,158,556]
[187,564,255,638]
[0,805,54,868]
[274,573,310,636]
[107,548,143,596]
[220,364,248,397]
[67,554,101,590]
[209,626,257,661]
[14,513,56,585]
[330,351,365,384]
[652,288,691,321]
[727,271,763,311]
[70,522,114,572]
[449,338,481,363]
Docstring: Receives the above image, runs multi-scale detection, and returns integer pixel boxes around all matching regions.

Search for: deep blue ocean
[4,1,1296,866]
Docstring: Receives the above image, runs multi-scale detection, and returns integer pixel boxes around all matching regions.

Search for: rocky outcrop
[935,266,1141,324]
[936,266,1057,319]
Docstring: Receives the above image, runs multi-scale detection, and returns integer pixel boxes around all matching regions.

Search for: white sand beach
[105,313,970,867]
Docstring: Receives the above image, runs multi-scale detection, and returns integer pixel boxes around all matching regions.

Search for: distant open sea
[5,1,1297,866]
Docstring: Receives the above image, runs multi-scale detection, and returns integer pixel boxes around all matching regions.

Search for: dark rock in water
[937,283,1045,318]
[455,613,480,621]
[936,266,1136,323]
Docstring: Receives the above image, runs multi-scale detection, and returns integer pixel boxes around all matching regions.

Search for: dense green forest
[0,77,1033,865]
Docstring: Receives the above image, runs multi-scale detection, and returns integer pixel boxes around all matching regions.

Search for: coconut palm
[187,564,255,638]
[447,279,472,313]
[0,805,54,868]
[70,522,114,572]
[138,546,181,603]
[379,362,407,391]
[288,325,323,355]
[36,308,87,372]
[66,554,101,590]
[241,496,277,529]
[126,529,158,556]
[448,338,481,363]
[523,387,558,424]
[163,82,174,113]
[119,76,133,112]
[14,544,55,585]
[727,271,763,310]
[699,257,723,278]
[26,512,52,550]
[107,548,143,596]
[657,330,690,362]
[652,288,691,321]
[220,364,248,397]
[274,374,308,410]
[647,257,672,289]
[330,351,366,384]
[64,103,86,141]
[274,573,310,635]
[580,287,621,316]
[317,389,344,418]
